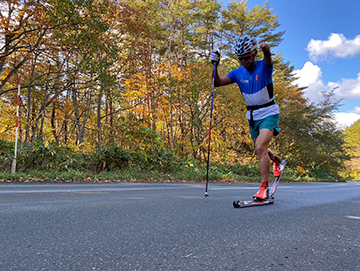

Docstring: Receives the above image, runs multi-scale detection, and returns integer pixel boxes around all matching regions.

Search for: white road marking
[346,216,360,220]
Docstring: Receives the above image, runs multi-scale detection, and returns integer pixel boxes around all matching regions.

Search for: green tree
[279,90,349,178]
[219,0,284,58]
[343,119,360,178]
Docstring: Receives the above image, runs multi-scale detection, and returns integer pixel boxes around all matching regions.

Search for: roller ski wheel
[233,159,286,209]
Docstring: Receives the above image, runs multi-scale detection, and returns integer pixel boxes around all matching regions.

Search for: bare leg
[267,148,277,162]
[253,129,274,182]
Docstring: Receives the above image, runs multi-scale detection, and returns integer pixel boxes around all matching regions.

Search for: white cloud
[333,112,360,130]
[293,63,360,102]
[293,33,360,129]
[307,33,360,62]
[292,61,326,101]
[328,73,360,99]
[353,106,360,114]
[293,62,360,129]
[293,61,322,86]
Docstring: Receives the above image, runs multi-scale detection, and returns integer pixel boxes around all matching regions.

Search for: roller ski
[233,159,286,208]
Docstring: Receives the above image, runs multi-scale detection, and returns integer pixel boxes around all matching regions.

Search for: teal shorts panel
[249,114,280,139]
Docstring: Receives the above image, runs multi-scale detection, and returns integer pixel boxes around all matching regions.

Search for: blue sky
[221,0,360,129]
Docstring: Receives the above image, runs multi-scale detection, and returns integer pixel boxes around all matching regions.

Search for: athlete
[210,35,282,200]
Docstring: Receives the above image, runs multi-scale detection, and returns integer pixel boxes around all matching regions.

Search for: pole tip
[205,193,209,198]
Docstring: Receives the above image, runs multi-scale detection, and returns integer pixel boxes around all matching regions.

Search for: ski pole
[205,62,217,197]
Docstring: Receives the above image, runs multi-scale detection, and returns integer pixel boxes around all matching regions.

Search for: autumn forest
[1,0,359,181]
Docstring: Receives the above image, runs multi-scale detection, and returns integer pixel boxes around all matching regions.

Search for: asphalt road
[1,182,360,271]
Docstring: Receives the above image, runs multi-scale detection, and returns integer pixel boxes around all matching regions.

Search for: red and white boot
[253,181,269,201]
[273,155,282,177]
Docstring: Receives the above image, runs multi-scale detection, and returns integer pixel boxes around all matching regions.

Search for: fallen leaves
[312,249,324,254]
[181,253,193,259]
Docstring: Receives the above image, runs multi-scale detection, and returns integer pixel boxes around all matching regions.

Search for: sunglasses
[238,53,253,62]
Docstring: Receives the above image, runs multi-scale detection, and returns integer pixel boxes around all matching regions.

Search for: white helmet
[234,35,258,57]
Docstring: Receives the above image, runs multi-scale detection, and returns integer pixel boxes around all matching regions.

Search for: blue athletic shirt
[226,60,279,121]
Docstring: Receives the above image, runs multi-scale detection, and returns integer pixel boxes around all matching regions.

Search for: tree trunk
[169,39,174,150]
[51,103,59,144]
[71,86,81,146]
[107,94,114,144]
[97,90,102,149]
[25,54,39,143]
[78,89,92,147]
[38,84,49,141]
[25,85,31,143]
